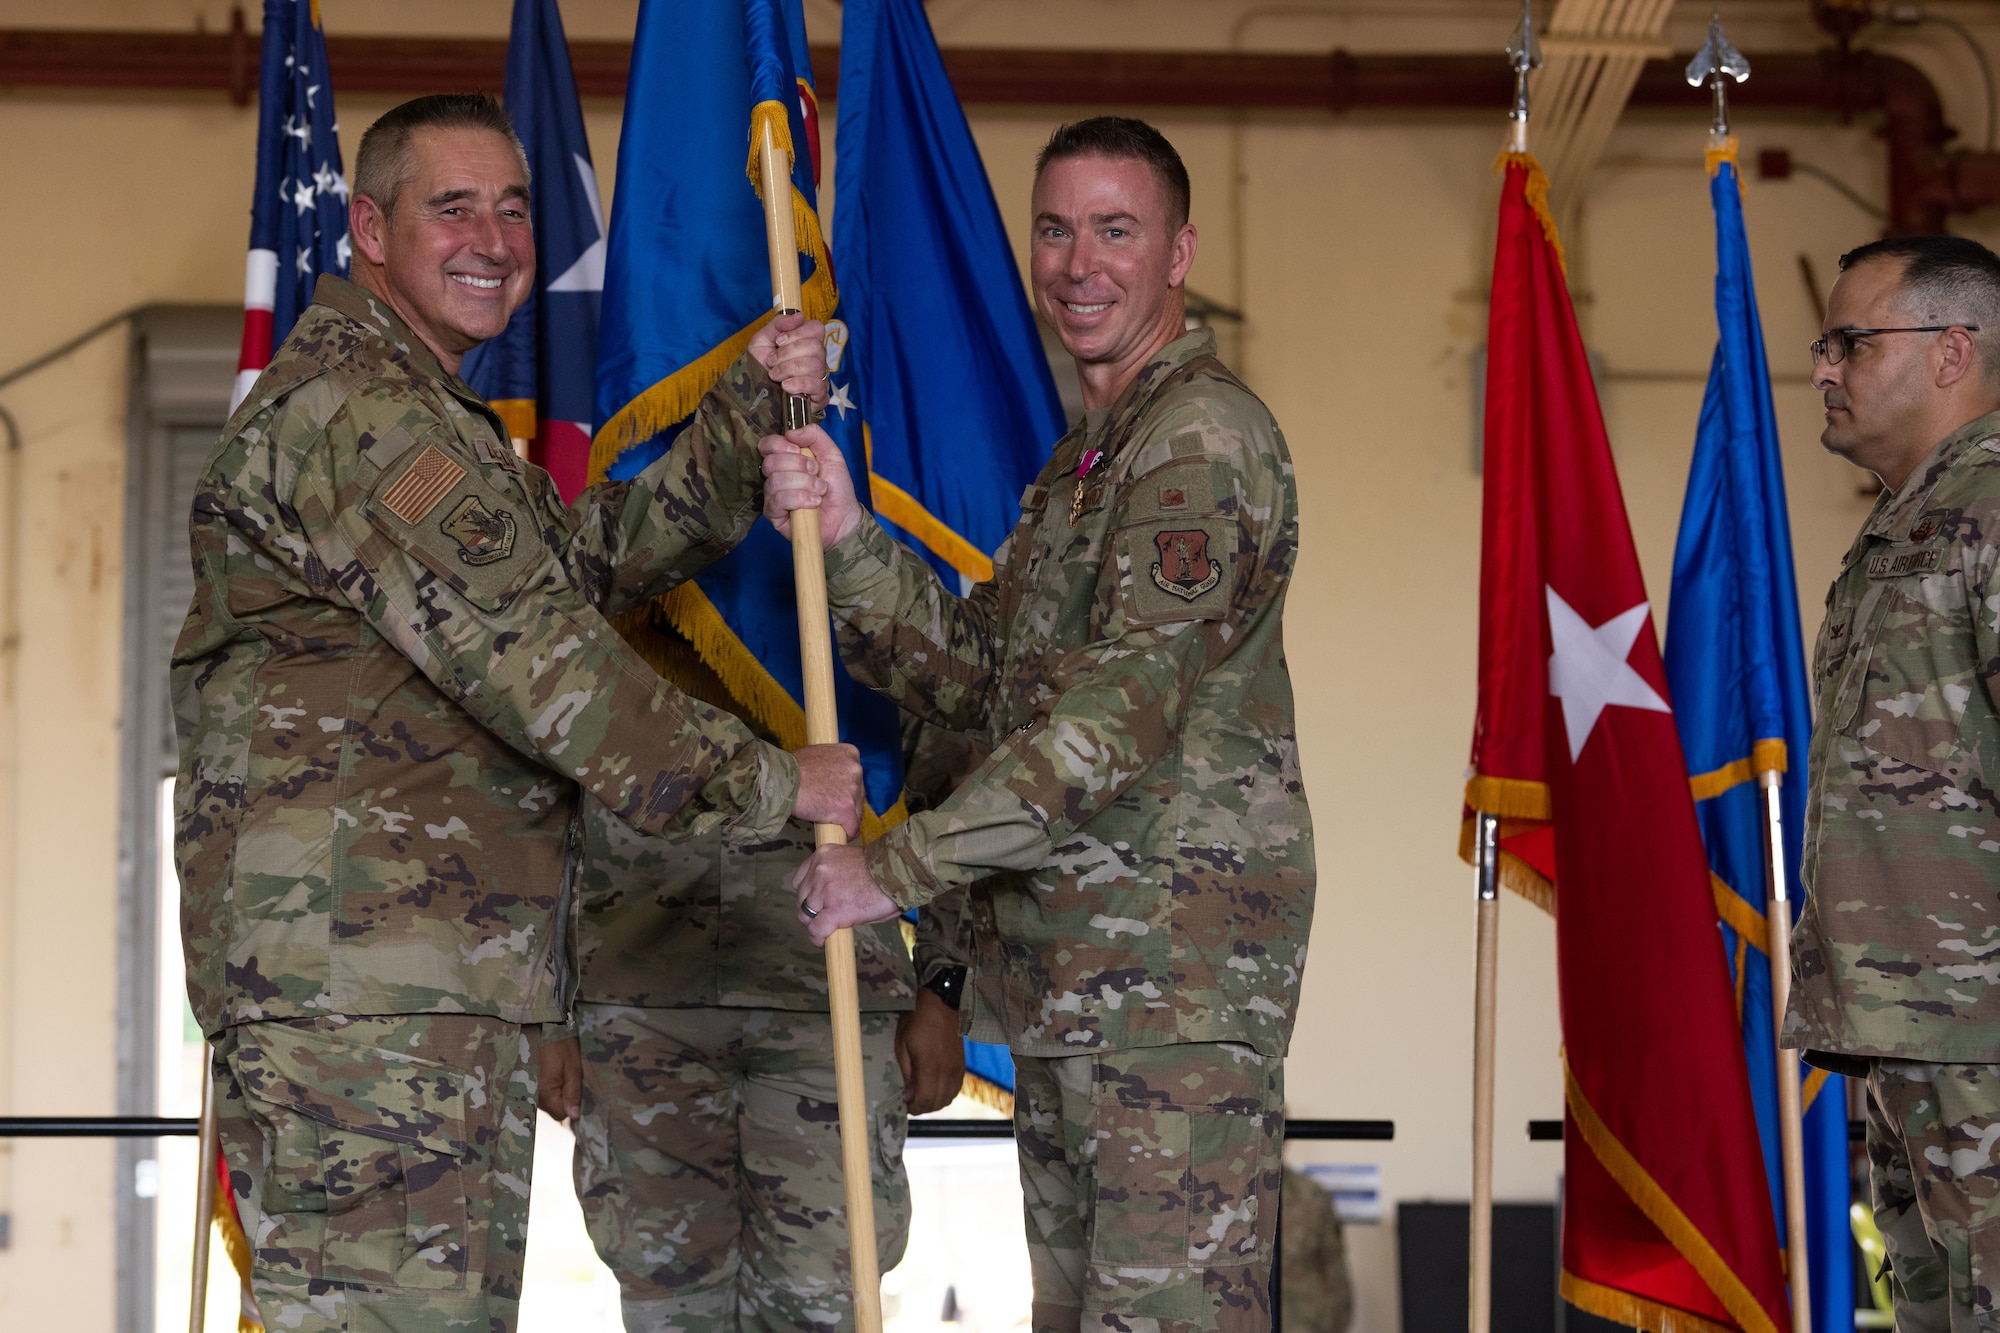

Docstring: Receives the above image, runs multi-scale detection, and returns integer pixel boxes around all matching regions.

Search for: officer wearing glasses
[1784,234,2000,1332]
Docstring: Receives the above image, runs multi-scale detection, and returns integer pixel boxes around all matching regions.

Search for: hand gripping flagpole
[1687,18,1810,1333]
[1471,18,1538,1333]
[758,118,885,1333]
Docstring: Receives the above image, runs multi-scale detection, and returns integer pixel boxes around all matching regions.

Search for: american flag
[231,0,350,411]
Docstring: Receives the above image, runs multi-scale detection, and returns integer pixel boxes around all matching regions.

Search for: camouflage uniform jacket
[823,329,1316,1058]
[173,276,798,1036]
[573,705,988,1013]
[575,804,914,1012]
[1788,410,2000,1062]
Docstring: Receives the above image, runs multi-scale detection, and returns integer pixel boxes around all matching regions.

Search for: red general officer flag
[1464,154,1789,1333]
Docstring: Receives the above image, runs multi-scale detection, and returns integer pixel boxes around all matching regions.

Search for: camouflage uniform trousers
[1865,1059,2000,1333]
[571,1003,911,1332]
[1014,1042,1283,1333]
[211,1014,538,1333]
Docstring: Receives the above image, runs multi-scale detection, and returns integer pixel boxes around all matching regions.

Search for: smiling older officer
[173,93,861,1333]
[761,116,1316,1333]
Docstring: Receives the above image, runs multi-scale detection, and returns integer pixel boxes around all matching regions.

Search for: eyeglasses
[1810,325,1980,367]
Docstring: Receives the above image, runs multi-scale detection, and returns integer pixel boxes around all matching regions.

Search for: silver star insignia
[827,380,857,420]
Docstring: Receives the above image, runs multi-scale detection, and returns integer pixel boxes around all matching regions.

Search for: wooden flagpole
[1470,811,1500,1333]
[757,119,884,1333]
[188,1045,218,1333]
[1472,11,1537,1332]
[1760,770,1812,1333]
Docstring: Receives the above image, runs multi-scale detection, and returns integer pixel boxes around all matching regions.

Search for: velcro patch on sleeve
[1121,520,1234,624]
[379,444,467,525]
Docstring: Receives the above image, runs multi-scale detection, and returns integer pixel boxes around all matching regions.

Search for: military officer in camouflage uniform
[173,94,860,1333]
[534,702,975,1332]
[762,117,1316,1333]
[1784,235,2000,1333]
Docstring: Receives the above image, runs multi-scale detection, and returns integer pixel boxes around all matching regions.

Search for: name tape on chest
[380,445,467,525]
[1866,546,1945,579]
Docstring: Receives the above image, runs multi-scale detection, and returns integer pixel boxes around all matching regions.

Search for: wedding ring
[802,904,820,919]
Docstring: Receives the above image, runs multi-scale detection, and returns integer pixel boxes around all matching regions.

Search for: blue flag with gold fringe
[834,0,1064,590]
[1662,146,1854,1333]
[593,0,903,823]
[836,0,1066,1109]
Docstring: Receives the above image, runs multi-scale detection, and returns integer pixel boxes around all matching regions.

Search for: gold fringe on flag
[1706,135,1741,177]
[1561,1270,1737,1333]
[1710,872,1769,950]
[212,1165,265,1333]
[1456,803,1555,915]
[591,102,838,482]
[1494,151,1566,276]
[1563,1062,1784,1333]
[959,1073,1015,1117]
[1464,774,1551,821]
[615,590,906,843]
[1688,738,1788,802]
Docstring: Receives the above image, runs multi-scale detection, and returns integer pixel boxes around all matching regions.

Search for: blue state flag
[836,0,1067,1106]
[1663,148,1853,1333]
[834,0,1065,591]
[594,0,904,824]
[232,0,348,410]
[460,0,604,502]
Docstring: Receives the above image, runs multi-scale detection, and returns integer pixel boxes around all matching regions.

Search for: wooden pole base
[189,1044,219,1333]
[1470,813,1500,1333]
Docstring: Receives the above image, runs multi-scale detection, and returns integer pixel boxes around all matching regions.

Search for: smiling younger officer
[761,117,1316,1333]
[1783,236,2000,1331]
[173,94,861,1333]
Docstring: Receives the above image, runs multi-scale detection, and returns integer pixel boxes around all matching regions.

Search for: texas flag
[460,0,604,501]
[230,0,349,411]
[1462,155,1790,1333]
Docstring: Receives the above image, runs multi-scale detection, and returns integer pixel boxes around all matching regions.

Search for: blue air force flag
[593,0,904,823]
[1662,146,1855,1333]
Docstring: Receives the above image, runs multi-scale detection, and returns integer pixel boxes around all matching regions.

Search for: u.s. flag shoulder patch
[380,444,466,525]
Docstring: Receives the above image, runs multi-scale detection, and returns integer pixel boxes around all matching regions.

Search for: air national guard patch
[440,495,518,566]
[1153,528,1221,600]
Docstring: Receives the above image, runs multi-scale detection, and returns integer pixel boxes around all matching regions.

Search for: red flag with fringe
[1463,154,1789,1333]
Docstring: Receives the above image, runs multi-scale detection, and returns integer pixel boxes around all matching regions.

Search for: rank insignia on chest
[1151,528,1222,600]
[440,495,518,566]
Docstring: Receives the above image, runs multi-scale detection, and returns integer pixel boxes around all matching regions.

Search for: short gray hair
[352,93,528,217]
[1840,235,2000,380]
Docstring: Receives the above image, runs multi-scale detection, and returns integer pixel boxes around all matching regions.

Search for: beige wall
[7,2,2000,1330]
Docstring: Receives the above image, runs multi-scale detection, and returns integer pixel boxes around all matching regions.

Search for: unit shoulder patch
[380,444,466,524]
[1151,528,1222,600]
[440,494,518,566]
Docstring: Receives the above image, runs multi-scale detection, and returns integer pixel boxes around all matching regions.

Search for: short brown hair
[353,93,528,217]
[1035,116,1191,230]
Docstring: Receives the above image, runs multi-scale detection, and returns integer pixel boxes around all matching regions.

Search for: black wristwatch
[921,963,968,1011]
